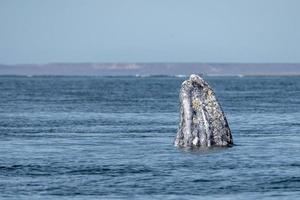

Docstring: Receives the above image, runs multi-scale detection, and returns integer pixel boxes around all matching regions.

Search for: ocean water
[0,76,300,199]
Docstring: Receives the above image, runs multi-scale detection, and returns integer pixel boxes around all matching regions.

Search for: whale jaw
[175,74,233,148]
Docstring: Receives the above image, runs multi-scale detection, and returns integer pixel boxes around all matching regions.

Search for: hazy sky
[0,0,300,64]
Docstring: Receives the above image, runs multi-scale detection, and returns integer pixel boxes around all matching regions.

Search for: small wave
[290,163,300,167]
[192,179,214,183]
[0,164,55,176]
[0,164,154,177]
[269,177,300,184]
[68,165,153,176]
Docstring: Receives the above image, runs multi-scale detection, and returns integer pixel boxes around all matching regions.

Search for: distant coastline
[0,63,300,76]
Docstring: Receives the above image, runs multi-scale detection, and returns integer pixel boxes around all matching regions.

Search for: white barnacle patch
[192,137,199,146]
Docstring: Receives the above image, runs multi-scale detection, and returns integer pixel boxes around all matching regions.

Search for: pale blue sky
[0,0,299,64]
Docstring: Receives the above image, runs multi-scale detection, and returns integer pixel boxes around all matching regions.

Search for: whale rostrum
[175,74,233,148]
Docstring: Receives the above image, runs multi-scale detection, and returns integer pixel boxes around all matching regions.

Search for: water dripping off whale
[174,74,233,148]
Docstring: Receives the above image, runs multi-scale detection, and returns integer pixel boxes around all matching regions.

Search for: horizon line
[1,62,300,66]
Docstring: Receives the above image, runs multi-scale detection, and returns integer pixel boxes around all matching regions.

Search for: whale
[174,74,233,148]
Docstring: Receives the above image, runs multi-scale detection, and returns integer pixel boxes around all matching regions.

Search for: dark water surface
[0,76,300,199]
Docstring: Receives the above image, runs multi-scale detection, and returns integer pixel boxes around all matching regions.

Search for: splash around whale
[175,74,233,148]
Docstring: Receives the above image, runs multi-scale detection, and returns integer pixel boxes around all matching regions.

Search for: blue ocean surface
[0,76,300,199]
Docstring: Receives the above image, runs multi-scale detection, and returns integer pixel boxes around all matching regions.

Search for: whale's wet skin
[175,74,233,147]
[0,76,300,199]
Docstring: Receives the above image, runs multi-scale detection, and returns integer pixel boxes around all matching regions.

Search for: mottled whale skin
[174,74,233,148]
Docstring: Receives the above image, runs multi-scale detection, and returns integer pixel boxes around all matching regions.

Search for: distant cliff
[0,63,300,76]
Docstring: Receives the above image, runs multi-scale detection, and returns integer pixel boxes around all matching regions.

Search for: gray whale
[174,74,233,147]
